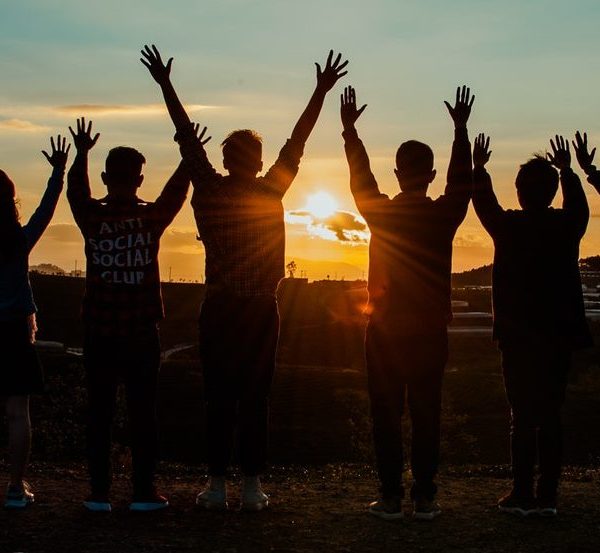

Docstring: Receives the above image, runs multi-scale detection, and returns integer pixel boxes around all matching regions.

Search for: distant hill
[452,264,492,287]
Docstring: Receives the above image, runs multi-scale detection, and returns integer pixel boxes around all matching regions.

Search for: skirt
[0,316,44,396]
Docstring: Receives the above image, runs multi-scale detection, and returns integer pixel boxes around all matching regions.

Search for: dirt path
[1,464,599,553]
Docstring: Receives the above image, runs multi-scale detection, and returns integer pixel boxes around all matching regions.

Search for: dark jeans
[199,293,279,476]
[366,322,448,501]
[84,327,161,496]
[500,339,570,500]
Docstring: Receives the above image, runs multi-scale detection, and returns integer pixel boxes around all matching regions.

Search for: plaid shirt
[176,125,304,297]
[67,160,189,336]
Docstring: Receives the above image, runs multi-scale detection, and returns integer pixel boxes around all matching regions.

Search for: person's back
[366,190,465,332]
[472,133,591,517]
[340,84,473,520]
[67,118,189,513]
[0,137,69,509]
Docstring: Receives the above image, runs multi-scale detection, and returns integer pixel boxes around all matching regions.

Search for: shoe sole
[129,501,169,512]
[83,501,112,513]
[240,500,269,512]
[4,498,34,509]
[538,508,558,517]
[414,510,441,521]
[368,507,404,521]
[498,505,537,517]
[196,499,229,511]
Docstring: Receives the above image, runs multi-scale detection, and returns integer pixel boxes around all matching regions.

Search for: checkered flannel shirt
[176,124,304,297]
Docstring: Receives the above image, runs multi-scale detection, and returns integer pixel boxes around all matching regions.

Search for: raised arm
[67,118,99,227]
[141,44,191,131]
[549,134,589,238]
[141,45,220,191]
[436,86,474,223]
[340,85,386,217]
[24,135,70,251]
[573,131,600,193]
[150,160,191,232]
[263,50,348,196]
[472,133,505,238]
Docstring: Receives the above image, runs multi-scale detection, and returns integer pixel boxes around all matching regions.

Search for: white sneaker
[196,477,228,511]
[241,477,269,512]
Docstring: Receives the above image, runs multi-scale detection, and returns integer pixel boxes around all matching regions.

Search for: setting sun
[304,191,339,219]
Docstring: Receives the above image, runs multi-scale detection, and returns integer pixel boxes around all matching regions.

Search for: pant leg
[199,295,238,476]
[84,333,119,496]
[500,343,538,497]
[537,349,569,500]
[123,329,161,496]
[238,298,279,476]
[406,332,448,501]
[365,323,407,499]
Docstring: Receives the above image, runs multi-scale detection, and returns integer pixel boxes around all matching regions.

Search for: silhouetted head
[0,169,22,259]
[515,155,558,210]
[0,170,18,224]
[101,147,145,199]
[221,130,263,179]
[394,141,436,193]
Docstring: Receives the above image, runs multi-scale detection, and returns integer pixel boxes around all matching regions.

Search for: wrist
[585,164,597,175]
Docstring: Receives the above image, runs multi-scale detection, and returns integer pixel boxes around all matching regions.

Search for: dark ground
[1,464,599,553]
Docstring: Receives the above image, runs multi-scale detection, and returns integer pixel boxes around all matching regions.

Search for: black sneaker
[129,489,169,512]
[368,497,404,520]
[4,482,35,509]
[413,498,442,520]
[498,491,537,517]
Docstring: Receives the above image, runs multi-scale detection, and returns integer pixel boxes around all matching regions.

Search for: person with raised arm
[141,44,348,511]
[472,133,592,518]
[1,136,69,508]
[573,131,600,192]
[340,85,473,520]
[67,117,191,513]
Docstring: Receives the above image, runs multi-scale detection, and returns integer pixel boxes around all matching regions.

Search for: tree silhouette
[286,260,297,279]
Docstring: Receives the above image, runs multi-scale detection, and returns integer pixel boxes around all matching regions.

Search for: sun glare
[304,191,338,219]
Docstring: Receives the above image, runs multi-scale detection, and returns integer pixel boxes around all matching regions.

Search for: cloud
[160,229,202,252]
[53,103,217,117]
[453,233,490,248]
[286,209,369,244]
[44,224,82,244]
[0,118,51,132]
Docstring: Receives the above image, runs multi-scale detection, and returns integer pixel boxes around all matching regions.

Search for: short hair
[0,169,18,223]
[396,140,434,177]
[221,129,262,162]
[105,147,146,181]
[515,155,559,209]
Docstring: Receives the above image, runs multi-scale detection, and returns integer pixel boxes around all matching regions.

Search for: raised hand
[340,86,367,131]
[444,85,475,129]
[315,50,348,93]
[572,131,596,174]
[42,134,70,168]
[547,134,571,170]
[193,123,211,146]
[141,44,173,86]
[473,133,492,168]
[68,118,100,153]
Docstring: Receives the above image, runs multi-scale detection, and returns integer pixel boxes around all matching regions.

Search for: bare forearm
[159,78,192,131]
[290,86,327,145]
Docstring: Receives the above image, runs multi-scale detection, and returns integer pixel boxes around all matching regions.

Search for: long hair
[0,170,23,260]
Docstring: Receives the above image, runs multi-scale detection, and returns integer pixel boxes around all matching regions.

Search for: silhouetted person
[1,136,69,508]
[141,44,347,510]
[472,133,592,517]
[573,131,600,192]
[67,118,190,512]
[341,85,474,519]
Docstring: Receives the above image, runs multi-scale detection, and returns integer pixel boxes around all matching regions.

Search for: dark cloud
[287,210,368,243]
